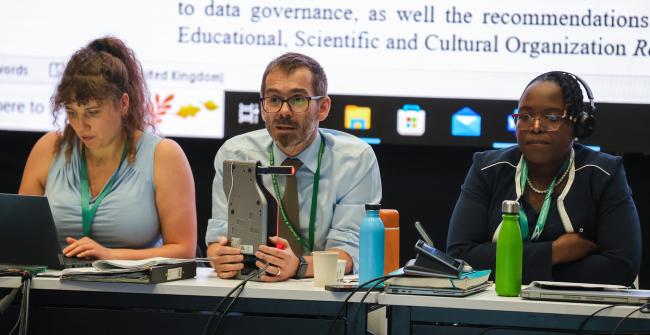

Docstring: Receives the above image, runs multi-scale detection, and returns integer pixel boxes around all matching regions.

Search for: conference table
[0,267,377,335]
[381,288,650,334]
[2,269,650,335]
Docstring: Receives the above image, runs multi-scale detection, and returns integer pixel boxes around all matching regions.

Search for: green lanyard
[269,133,325,253]
[519,156,570,241]
[80,144,128,237]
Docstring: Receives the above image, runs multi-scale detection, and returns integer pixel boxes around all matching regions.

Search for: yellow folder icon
[344,105,371,130]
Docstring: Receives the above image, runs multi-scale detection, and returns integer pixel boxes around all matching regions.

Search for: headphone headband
[525,71,596,139]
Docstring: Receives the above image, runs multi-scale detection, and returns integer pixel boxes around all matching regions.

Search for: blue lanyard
[269,133,325,253]
[519,156,570,241]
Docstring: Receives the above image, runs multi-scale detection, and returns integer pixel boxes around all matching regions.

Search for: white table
[0,268,378,335]
[380,286,650,334]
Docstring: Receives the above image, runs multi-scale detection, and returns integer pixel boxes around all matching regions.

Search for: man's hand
[207,237,244,279]
[255,236,300,282]
[63,236,112,260]
[552,233,598,265]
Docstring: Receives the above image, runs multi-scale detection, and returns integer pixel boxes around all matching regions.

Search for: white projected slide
[1,0,649,138]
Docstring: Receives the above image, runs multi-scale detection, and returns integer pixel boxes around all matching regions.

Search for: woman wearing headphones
[446,71,641,286]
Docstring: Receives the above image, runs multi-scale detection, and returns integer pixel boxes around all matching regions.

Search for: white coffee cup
[336,259,347,282]
[312,251,339,287]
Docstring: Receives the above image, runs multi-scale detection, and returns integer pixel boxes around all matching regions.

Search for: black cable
[202,272,256,335]
[20,277,31,335]
[210,280,247,333]
[577,304,616,332]
[351,276,394,329]
[201,264,269,335]
[202,277,249,335]
[0,288,19,314]
[475,306,650,335]
[6,271,30,335]
[7,290,23,335]
[326,274,398,335]
[611,303,650,335]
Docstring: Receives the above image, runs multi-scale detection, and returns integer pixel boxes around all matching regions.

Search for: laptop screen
[0,193,71,270]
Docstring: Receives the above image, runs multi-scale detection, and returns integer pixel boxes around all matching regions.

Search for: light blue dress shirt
[207,128,382,273]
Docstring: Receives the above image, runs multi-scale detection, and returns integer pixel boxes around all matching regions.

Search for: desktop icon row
[235,99,517,137]
[344,104,487,137]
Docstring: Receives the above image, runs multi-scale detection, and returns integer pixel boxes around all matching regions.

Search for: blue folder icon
[452,107,481,137]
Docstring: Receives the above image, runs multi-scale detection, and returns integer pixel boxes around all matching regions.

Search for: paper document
[92,257,195,270]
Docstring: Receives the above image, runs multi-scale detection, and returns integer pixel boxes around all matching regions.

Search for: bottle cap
[501,200,520,214]
[365,203,381,210]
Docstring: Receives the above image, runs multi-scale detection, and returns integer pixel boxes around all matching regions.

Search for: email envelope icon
[507,108,518,132]
[452,107,481,137]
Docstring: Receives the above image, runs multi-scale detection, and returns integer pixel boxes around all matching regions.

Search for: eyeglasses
[511,111,569,132]
[260,95,323,114]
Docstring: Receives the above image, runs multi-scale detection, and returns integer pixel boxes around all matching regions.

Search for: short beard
[267,109,318,155]
[276,133,294,148]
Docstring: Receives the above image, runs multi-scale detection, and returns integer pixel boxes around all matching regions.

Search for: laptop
[520,282,650,305]
[0,193,92,270]
[385,282,491,297]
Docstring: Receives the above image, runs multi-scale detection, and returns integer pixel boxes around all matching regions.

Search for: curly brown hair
[52,36,153,163]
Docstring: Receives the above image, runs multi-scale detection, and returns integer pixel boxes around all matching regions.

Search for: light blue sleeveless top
[45,132,162,250]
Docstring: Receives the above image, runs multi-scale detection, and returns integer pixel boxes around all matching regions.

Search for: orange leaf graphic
[150,93,175,124]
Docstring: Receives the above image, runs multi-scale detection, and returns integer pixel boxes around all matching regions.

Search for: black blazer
[446,143,641,286]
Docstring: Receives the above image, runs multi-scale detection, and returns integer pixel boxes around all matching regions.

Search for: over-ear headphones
[526,71,596,140]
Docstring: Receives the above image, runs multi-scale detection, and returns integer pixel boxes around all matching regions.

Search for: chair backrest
[380,209,400,274]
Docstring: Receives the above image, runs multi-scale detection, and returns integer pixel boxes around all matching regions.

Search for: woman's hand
[63,236,113,260]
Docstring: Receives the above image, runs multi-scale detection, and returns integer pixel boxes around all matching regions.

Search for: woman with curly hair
[19,36,196,260]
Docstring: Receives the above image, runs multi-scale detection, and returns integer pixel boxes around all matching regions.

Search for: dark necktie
[279,158,303,256]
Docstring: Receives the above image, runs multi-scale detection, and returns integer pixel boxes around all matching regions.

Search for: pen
[414,221,434,247]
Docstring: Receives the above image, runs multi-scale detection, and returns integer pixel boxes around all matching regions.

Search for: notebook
[520,281,650,305]
[0,193,92,270]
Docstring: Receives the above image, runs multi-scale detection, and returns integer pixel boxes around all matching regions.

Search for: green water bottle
[495,200,522,297]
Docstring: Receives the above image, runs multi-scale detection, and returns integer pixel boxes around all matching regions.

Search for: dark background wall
[1,130,648,288]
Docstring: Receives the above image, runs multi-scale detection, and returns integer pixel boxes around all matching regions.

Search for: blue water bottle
[359,203,385,287]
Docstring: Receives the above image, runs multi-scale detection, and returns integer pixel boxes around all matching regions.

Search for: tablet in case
[403,240,464,278]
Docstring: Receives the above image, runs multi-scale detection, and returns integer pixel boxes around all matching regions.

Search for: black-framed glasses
[512,111,569,132]
[260,95,323,114]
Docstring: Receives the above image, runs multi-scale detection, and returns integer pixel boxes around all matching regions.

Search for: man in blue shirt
[206,52,382,282]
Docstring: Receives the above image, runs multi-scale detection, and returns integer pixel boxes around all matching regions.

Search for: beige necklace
[526,157,572,195]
